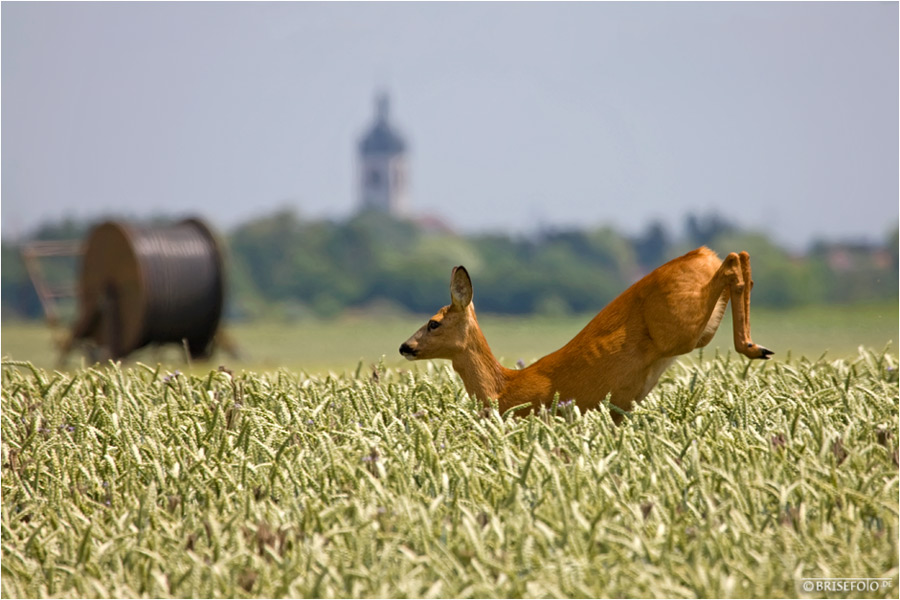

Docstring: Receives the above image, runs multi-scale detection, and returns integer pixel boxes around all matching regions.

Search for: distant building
[817,242,893,272]
[357,92,409,215]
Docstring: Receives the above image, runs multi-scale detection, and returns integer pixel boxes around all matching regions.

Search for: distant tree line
[2,210,897,322]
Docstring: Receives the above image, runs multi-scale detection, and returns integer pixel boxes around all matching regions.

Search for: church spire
[357,90,409,215]
[376,92,390,122]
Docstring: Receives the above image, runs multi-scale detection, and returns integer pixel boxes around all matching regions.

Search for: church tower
[357,92,409,215]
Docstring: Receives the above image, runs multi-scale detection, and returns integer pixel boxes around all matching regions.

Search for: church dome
[359,93,407,156]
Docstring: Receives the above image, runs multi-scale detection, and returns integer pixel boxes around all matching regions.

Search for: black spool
[71,218,225,359]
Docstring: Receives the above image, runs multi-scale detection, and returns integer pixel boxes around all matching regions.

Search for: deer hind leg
[695,290,729,348]
[738,251,754,342]
[718,252,773,360]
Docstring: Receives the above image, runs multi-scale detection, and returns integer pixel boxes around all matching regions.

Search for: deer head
[399,266,477,361]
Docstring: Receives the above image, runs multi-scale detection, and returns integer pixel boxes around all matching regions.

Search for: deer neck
[451,321,511,405]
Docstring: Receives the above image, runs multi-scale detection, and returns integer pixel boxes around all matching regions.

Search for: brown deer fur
[399,247,772,422]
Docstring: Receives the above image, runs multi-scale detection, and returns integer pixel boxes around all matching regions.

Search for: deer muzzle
[399,343,418,359]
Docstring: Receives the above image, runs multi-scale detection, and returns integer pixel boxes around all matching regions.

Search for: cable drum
[70,218,225,360]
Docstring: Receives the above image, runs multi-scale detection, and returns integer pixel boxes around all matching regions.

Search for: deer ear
[450,266,473,310]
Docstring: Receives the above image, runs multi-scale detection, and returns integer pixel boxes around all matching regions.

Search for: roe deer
[399,247,772,422]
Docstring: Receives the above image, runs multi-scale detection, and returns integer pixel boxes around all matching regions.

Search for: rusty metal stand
[20,240,83,363]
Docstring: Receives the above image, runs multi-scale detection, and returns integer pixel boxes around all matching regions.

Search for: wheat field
[1,347,897,598]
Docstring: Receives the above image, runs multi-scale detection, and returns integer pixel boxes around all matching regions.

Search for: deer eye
[427,320,441,331]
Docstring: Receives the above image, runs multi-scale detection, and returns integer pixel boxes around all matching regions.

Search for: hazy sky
[2,2,897,249]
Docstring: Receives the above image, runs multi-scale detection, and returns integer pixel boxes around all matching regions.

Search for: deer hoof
[759,346,774,359]
[747,343,773,360]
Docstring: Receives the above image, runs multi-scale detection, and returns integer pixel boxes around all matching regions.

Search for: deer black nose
[399,343,416,357]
